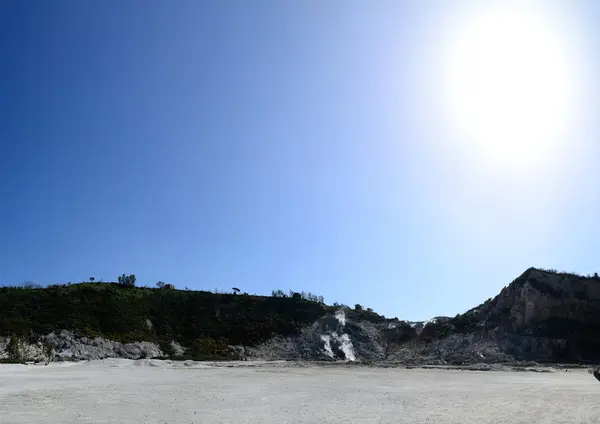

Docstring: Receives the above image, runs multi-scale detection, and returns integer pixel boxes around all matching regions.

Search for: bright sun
[437,6,578,170]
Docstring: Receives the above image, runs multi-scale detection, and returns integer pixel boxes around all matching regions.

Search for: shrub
[7,336,21,362]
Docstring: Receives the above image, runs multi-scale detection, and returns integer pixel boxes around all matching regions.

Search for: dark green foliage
[117,274,136,287]
[7,335,21,362]
[383,322,417,343]
[346,307,387,324]
[190,336,218,356]
[0,283,328,352]
[271,289,286,298]
[450,311,480,333]
[271,289,324,303]
[7,336,19,357]
[189,336,229,357]
[534,267,598,282]
[159,340,174,357]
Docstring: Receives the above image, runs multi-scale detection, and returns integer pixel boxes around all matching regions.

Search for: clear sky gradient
[1,1,599,320]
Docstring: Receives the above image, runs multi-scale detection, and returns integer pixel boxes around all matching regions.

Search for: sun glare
[436,6,579,171]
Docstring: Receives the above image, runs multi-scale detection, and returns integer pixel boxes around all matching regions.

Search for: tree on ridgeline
[117,274,136,287]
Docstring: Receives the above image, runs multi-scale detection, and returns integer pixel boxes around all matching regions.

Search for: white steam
[331,332,356,361]
[335,310,346,326]
[320,335,334,358]
[318,310,355,362]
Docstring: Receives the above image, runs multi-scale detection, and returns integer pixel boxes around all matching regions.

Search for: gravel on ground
[1,360,598,423]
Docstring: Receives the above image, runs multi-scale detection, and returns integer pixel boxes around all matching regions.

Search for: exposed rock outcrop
[0,331,163,362]
[247,268,600,364]
[409,268,600,364]
[247,310,385,361]
[0,337,8,360]
[457,268,600,363]
[44,331,163,360]
[0,336,55,363]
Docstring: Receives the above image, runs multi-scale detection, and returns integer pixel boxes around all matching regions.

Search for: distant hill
[2,268,600,364]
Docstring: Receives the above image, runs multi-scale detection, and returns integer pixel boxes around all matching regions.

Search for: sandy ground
[1,360,599,424]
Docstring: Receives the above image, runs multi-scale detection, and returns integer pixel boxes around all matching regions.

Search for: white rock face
[0,337,9,360]
[0,331,163,362]
[0,336,52,363]
[248,311,380,362]
[45,331,163,360]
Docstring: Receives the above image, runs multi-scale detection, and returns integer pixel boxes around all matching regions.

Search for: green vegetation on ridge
[0,276,394,360]
[0,283,330,351]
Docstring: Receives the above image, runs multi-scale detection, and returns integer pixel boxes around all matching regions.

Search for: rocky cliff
[0,331,167,363]
[389,268,600,364]
[246,268,600,364]
[469,267,600,363]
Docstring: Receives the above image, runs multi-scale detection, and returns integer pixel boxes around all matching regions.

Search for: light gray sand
[1,360,598,423]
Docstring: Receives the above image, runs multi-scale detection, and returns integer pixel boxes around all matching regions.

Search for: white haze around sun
[429,4,585,174]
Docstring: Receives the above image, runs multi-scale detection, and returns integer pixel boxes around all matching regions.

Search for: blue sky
[1,1,599,320]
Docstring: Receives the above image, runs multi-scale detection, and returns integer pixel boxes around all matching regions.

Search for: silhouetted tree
[271,289,287,298]
[89,277,95,282]
[117,274,136,287]
[156,281,165,289]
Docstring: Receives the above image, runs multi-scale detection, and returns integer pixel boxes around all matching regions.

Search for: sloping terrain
[248,268,600,364]
[2,268,600,364]
[395,268,600,364]
[0,283,328,360]
[435,268,600,363]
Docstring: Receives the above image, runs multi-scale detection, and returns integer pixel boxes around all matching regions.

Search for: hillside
[407,267,600,364]
[2,268,600,364]
[0,283,330,356]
